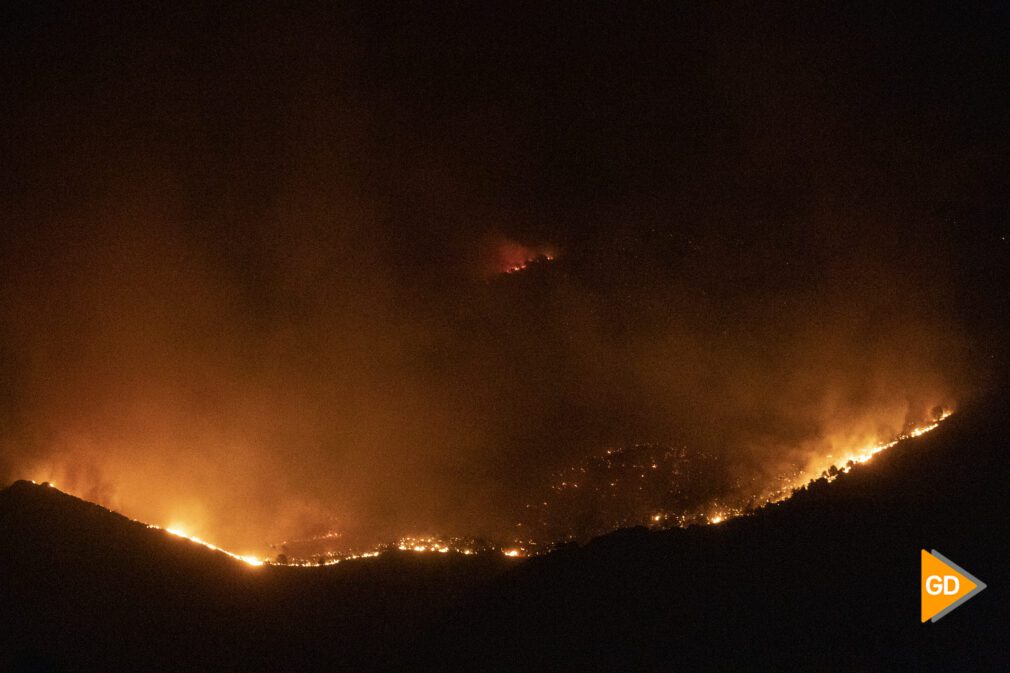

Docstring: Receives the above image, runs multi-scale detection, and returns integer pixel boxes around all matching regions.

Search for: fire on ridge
[523,409,954,545]
[689,409,954,526]
[23,410,952,568]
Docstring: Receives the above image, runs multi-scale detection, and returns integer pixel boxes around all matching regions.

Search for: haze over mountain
[4,1,1005,554]
[3,3,1009,671]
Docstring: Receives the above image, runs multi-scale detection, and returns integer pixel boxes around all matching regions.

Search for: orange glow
[152,525,264,567]
[800,410,952,484]
[532,408,955,544]
[487,237,558,276]
[745,409,955,514]
[25,410,953,565]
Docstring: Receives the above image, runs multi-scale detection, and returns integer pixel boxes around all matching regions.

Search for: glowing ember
[264,535,510,566]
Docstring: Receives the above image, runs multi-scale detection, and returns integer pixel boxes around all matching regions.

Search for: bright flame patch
[149,525,265,567]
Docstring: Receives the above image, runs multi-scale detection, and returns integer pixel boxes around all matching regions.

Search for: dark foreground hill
[406,392,1010,673]
[3,391,1009,673]
[0,481,515,672]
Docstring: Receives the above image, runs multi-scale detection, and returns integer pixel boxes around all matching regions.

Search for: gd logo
[924,574,960,596]
[920,550,986,622]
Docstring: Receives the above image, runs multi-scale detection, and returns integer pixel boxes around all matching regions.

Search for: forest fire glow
[24,410,953,568]
[522,408,955,544]
[502,252,555,274]
[488,238,557,275]
[148,524,265,567]
[161,410,953,566]
[804,410,953,484]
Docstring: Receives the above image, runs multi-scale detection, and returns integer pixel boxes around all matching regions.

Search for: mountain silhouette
[407,390,1010,672]
[0,480,513,672]
[3,389,1008,673]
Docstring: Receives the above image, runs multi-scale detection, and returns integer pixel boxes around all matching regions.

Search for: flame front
[786,410,953,491]
[147,525,265,567]
[30,411,951,568]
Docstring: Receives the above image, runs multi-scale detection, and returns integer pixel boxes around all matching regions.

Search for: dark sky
[1,2,1007,554]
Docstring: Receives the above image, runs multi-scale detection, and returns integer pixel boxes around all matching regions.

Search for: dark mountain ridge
[3,388,1008,672]
[0,480,513,672]
[406,390,1010,672]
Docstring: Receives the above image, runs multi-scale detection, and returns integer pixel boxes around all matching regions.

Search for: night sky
[1,2,1007,554]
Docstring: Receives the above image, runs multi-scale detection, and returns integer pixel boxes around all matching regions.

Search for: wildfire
[798,409,953,486]
[278,550,381,568]
[262,535,523,567]
[148,525,265,567]
[523,409,954,543]
[136,527,525,569]
[487,237,558,276]
[26,410,952,569]
[501,252,555,274]
[394,537,455,554]
[717,409,955,520]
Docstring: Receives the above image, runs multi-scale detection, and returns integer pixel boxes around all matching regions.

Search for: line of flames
[692,410,953,527]
[142,527,526,568]
[29,410,951,568]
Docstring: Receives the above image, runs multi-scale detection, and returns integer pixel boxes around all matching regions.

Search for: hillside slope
[2,390,1007,672]
[0,481,511,673]
[406,392,1010,672]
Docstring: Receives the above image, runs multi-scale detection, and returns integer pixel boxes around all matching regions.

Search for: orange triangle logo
[921,549,987,622]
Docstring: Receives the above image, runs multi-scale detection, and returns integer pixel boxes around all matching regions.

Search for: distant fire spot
[485,237,558,277]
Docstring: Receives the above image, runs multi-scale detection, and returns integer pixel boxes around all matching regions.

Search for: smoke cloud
[1,4,1002,554]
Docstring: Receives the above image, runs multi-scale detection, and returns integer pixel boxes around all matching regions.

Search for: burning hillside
[12,409,954,567]
[519,408,953,548]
